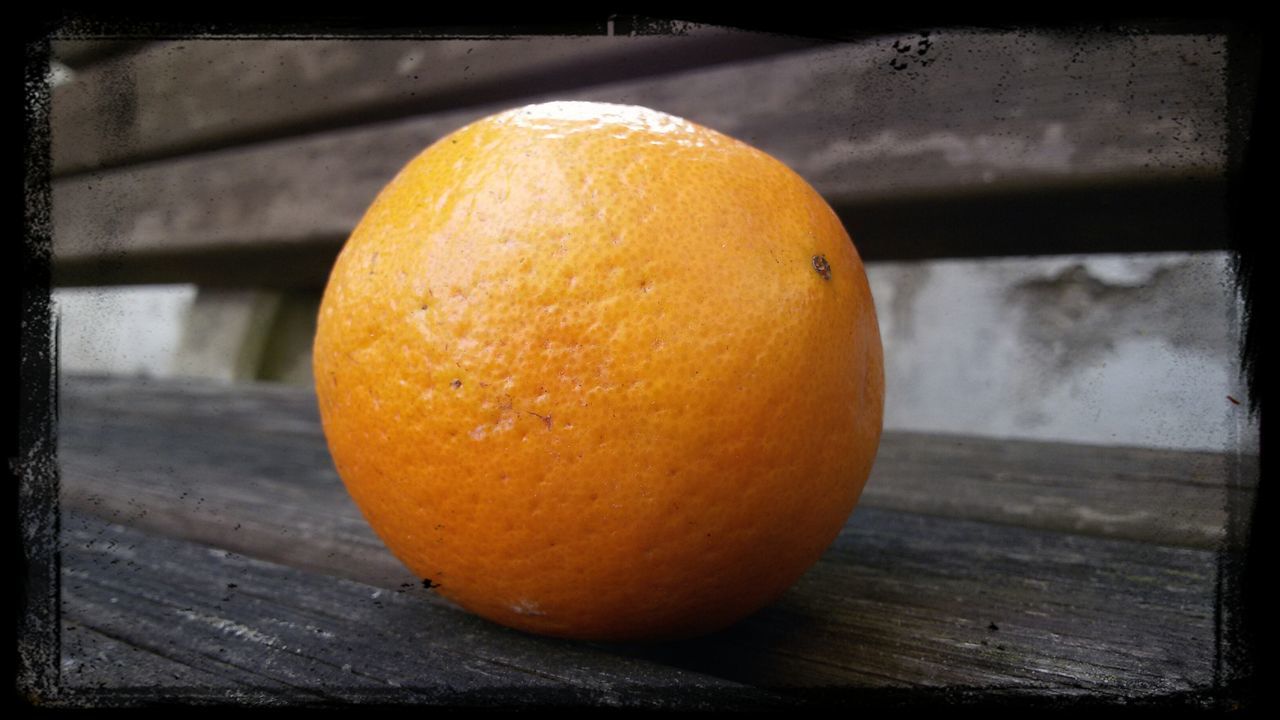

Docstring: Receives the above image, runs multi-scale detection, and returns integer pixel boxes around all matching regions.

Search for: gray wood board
[49,375,1234,696]
[57,475,1221,697]
[59,374,1250,551]
[51,178,1230,288]
[60,512,777,707]
[51,33,821,176]
[621,507,1218,693]
[52,32,1227,279]
[50,40,150,71]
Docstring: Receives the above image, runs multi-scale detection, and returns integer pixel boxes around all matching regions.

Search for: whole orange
[313,101,883,642]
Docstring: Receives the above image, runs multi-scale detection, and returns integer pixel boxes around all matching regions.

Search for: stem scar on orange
[313,101,884,642]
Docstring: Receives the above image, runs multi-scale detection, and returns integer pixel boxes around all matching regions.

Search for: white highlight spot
[497,101,705,146]
[511,599,546,616]
[176,609,283,649]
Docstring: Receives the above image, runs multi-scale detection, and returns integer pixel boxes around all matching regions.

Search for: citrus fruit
[313,101,884,642]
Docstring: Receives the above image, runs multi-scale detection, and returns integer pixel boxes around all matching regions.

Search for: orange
[313,101,884,641]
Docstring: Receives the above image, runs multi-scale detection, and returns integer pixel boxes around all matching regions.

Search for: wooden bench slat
[50,40,151,71]
[62,512,779,706]
[59,462,1220,695]
[627,507,1216,691]
[51,33,821,176]
[52,32,1228,284]
[61,618,266,692]
[59,374,1250,550]
[865,430,1250,549]
[54,374,1231,695]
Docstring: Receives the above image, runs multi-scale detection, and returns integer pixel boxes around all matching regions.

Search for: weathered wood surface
[52,32,1228,285]
[52,374,1243,703]
[51,33,821,176]
[61,512,770,707]
[59,374,1251,553]
[50,40,149,70]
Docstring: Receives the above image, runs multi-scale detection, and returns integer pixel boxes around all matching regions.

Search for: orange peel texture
[313,102,884,641]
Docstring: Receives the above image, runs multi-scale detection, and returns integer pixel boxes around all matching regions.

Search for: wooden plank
[51,179,1230,288]
[863,429,1252,549]
[53,374,1239,694]
[58,374,1251,551]
[51,31,1228,283]
[50,40,150,70]
[52,376,1231,695]
[57,457,1223,696]
[60,513,777,707]
[60,619,300,695]
[51,33,822,176]
[647,506,1218,693]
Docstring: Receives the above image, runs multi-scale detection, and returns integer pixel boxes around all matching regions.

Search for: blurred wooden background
[52,31,1227,283]
[50,29,1249,451]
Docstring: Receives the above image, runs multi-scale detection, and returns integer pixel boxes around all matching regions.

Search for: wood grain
[57,453,1222,698]
[51,374,1238,697]
[51,33,821,176]
[59,374,1251,552]
[50,40,150,71]
[621,507,1218,692]
[51,32,1228,282]
[61,513,777,707]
